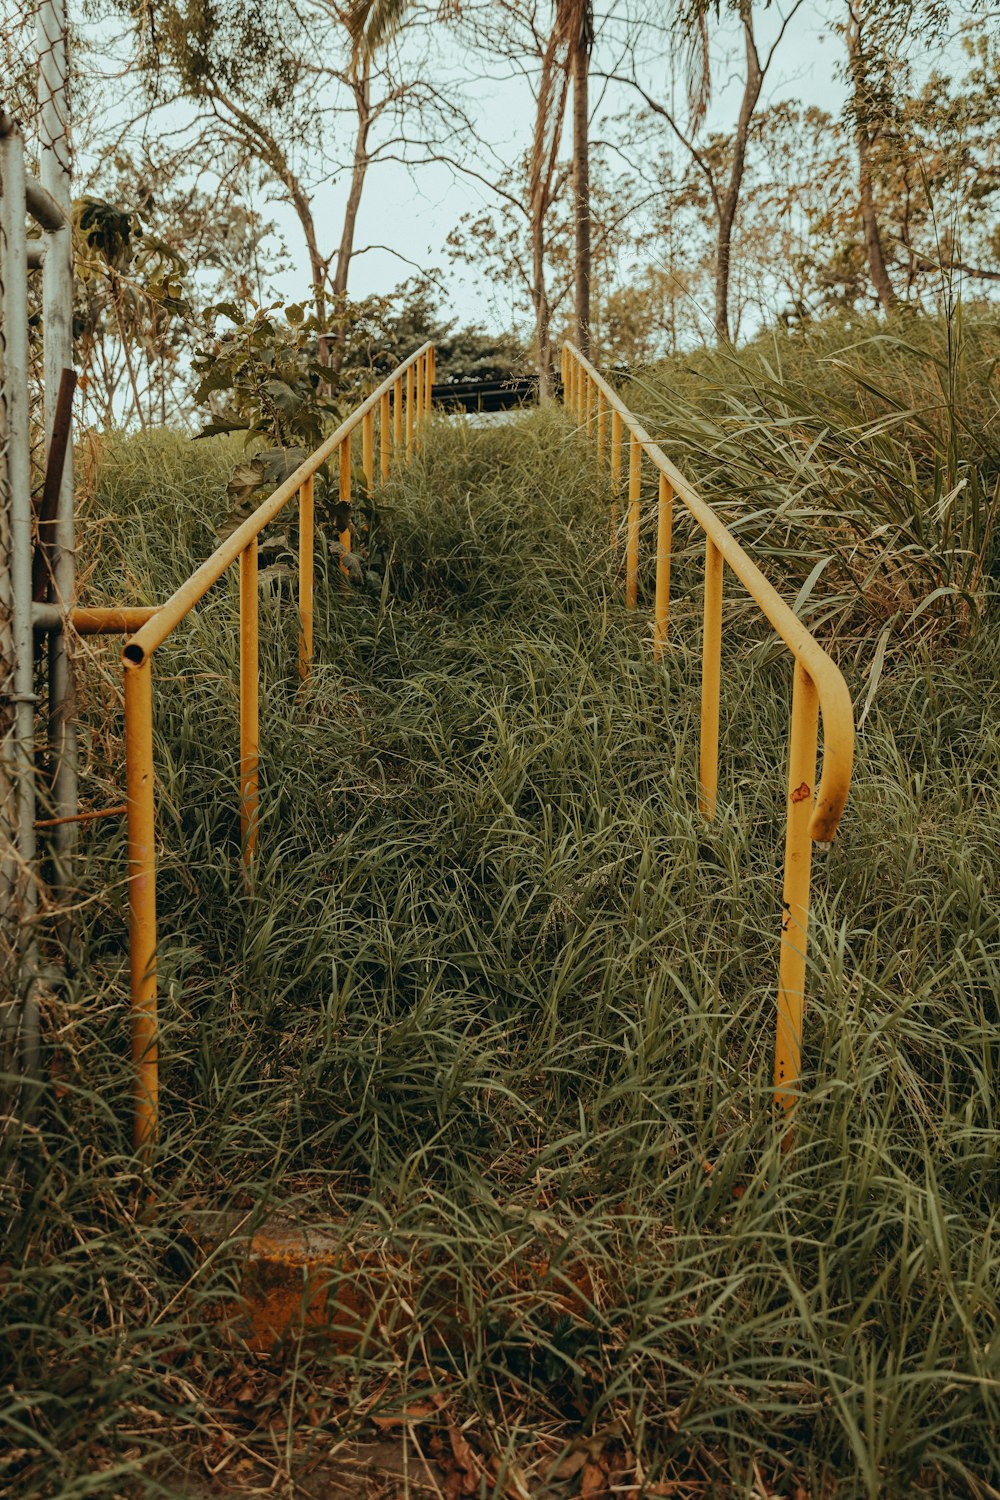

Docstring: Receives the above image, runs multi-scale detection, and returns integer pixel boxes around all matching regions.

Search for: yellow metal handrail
[121,342,436,1158]
[561,341,854,1136]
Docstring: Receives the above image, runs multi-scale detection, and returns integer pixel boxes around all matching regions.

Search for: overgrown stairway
[12,334,1000,1500]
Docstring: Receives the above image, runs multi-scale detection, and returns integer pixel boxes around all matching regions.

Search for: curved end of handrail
[810,668,855,844]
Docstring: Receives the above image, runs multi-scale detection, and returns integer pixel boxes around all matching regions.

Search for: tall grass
[627,309,1000,675]
[2,342,998,1497]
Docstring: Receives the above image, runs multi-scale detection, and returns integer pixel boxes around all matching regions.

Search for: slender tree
[349,0,595,368]
[115,0,461,360]
[603,0,804,343]
[567,0,594,354]
[845,1,899,309]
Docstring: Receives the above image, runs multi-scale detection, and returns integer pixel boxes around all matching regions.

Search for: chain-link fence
[1,0,76,1123]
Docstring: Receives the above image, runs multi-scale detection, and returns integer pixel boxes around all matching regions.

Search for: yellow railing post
[406,364,415,456]
[626,432,641,608]
[363,409,374,492]
[298,476,314,681]
[596,389,607,473]
[124,655,157,1161]
[585,372,595,436]
[115,344,433,1177]
[394,376,403,451]
[654,472,673,660]
[610,408,622,551]
[339,433,351,580]
[239,537,259,861]
[415,353,424,442]
[380,391,391,481]
[699,538,723,818]
[774,661,819,1140]
[558,339,853,1146]
[426,345,435,408]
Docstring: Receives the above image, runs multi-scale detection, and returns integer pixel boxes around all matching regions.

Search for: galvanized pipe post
[36,0,78,875]
[0,123,41,1099]
[0,124,17,1040]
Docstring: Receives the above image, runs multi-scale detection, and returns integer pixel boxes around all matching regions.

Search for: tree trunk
[211,91,333,364]
[286,175,331,363]
[332,61,371,301]
[531,210,553,391]
[571,4,592,355]
[527,19,571,397]
[714,19,762,343]
[846,6,897,311]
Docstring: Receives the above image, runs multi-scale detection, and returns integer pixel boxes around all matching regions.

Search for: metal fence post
[37,0,78,878]
[0,123,40,1105]
[0,124,18,1053]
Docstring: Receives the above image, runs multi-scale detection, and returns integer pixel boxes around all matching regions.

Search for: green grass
[2,325,999,1498]
[626,307,1000,667]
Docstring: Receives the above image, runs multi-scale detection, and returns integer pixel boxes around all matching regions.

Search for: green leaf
[194,418,250,438]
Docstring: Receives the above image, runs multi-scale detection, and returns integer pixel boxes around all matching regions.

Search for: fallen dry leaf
[552,1448,589,1481]
[580,1460,608,1497]
[442,1419,480,1498]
